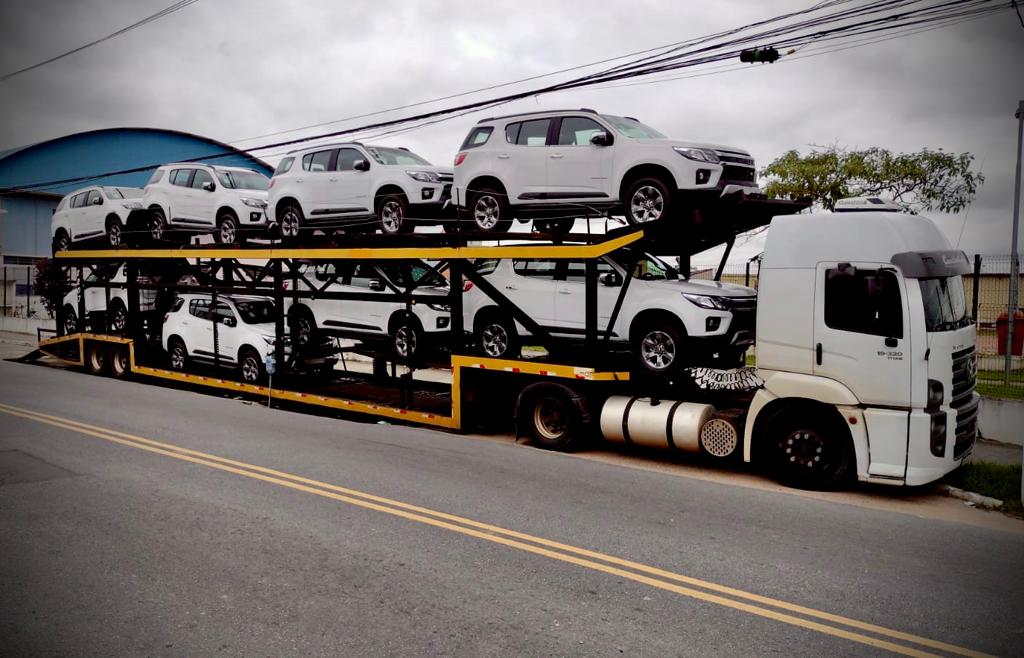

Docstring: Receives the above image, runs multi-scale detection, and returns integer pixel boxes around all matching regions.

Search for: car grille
[437,172,454,183]
[951,346,978,458]
[716,153,755,166]
[721,165,756,184]
[722,296,757,332]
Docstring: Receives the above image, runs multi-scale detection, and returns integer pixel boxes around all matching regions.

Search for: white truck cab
[745,211,977,487]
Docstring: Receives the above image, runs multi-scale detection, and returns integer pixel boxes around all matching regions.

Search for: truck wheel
[391,315,424,362]
[85,342,108,375]
[477,313,520,359]
[767,410,851,489]
[469,187,512,233]
[52,230,71,256]
[278,202,303,243]
[168,337,188,372]
[63,305,78,335]
[109,299,128,333]
[521,387,584,451]
[634,320,684,375]
[215,212,239,245]
[110,346,130,378]
[625,176,672,224]
[376,193,410,235]
[239,347,264,384]
[106,217,124,247]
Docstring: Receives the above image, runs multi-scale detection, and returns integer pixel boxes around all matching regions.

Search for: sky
[0,0,1021,267]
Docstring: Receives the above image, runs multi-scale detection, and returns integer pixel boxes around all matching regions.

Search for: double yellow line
[0,401,992,658]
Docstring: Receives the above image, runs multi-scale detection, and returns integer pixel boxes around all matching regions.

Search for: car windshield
[216,170,269,190]
[920,276,970,331]
[610,252,678,280]
[600,115,667,140]
[234,299,276,324]
[366,147,432,166]
[381,263,448,288]
[104,188,125,200]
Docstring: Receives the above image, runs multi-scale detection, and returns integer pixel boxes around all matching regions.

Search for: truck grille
[951,346,978,458]
[721,165,756,184]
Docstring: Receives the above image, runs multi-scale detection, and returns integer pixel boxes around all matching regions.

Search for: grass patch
[976,381,1024,401]
[947,461,1023,515]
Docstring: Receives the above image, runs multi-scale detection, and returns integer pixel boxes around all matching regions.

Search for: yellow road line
[0,402,992,658]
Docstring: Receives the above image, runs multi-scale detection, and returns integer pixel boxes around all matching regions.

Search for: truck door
[814,263,912,477]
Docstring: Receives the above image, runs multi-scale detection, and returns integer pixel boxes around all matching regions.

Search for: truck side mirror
[599,272,622,287]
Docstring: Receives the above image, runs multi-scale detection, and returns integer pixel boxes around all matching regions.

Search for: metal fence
[970,254,1023,394]
[1,265,41,318]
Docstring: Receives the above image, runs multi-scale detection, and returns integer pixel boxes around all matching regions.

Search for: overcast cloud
[0,0,1021,264]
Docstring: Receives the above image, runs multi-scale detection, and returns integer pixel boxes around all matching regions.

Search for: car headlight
[262,335,275,345]
[426,302,450,312]
[683,293,727,310]
[406,171,441,183]
[122,201,143,210]
[673,147,721,164]
[241,197,268,209]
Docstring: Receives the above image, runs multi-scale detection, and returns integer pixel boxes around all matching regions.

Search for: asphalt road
[1,358,1023,657]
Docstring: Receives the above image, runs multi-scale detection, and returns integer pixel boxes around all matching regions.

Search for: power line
[1,0,202,82]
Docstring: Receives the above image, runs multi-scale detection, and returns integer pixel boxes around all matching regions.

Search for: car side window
[557,117,606,146]
[189,298,211,320]
[274,157,294,175]
[191,169,215,190]
[170,169,193,187]
[146,169,165,186]
[505,123,521,144]
[512,260,557,278]
[70,193,87,208]
[350,264,378,289]
[170,297,185,312]
[313,263,338,282]
[824,267,903,338]
[461,127,493,149]
[514,119,551,146]
[211,302,234,324]
[475,259,499,275]
[564,259,614,280]
[86,190,103,206]
[336,148,363,171]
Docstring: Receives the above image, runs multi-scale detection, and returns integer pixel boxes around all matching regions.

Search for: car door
[84,189,106,236]
[498,118,552,201]
[341,264,387,333]
[168,168,196,224]
[546,116,615,200]
[300,149,338,221]
[306,263,347,329]
[211,300,239,363]
[551,258,620,335]
[332,147,373,216]
[187,297,214,357]
[189,169,218,226]
[506,259,557,329]
[68,192,89,240]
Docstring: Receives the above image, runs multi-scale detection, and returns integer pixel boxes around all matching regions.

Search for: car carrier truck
[27,205,977,490]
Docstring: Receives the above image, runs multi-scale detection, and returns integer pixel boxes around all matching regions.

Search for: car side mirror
[590,132,611,146]
[221,316,236,327]
[202,181,215,192]
[353,159,370,172]
[92,196,103,206]
[368,278,384,291]
[599,272,623,287]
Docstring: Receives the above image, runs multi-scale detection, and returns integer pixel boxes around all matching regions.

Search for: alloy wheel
[170,344,186,370]
[220,219,237,244]
[111,305,127,332]
[108,223,122,247]
[481,323,508,357]
[380,200,404,233]
[394,324,417,358]
[241,355,260,383]
[640,329,676,370]
[630,185,665,223]
[280,208,300,238]
[473,195,500,230]
[64,311,77,335]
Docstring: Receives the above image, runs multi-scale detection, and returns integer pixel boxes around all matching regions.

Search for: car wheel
[625,177,672,224]
[85,342,108,375]
[168,338,188,371]
[376,194,410,235]
[768,410,851,489]
[110,346,130,378]
[62,305,78,335]
[106,217,124,247]
[279,203,303,242]
[238,348,264,384]
[469,187,512,233]
[149,207,168,243]
[216,212,239,245]
[478,313,520,359]
[635,320,684,375]
[109,300,128,333]
[52,230,71,256]
[391,316,423,362]
[290,309,318,348]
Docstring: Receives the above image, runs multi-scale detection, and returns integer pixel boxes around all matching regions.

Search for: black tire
[238,347,264,384]
[168,337,188,372]
[106,216,124,247]
[633,319,685,375]
[148,207,169,243]
[476,312,520,359]
[215,212,239,245]
[468,187,512,233]
[110,345,130,379]
[767,410,852,490]
[52,230,71,256]
[376,193,411,235]
[85,342,108,375]
[108,299,128,333]
[624,176,672,225]
[278,202,303,243]
[289,307,319,348]
[390,315,424,362]
[521,387,584,451]
[62,305,78,335]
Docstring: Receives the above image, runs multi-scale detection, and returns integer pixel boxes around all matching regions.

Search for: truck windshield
[920,276,970,331]
[600,115,667,140]
[366,147,432,166]
[235,300,276,324]
[216,171,269,190]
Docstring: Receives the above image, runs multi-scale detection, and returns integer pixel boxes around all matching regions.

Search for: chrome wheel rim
[170,345,185,370]
[241,356,260,382]
[394,325,417,358]
[473,195,500,230]
[630,185,664,223]
[534,398,567,441]
[481,323,508,357]
[295,317,312,346]
[380,200,403,233]
[640,330,676,370]
[281,208,300,238]
[108,223,121,246]
[111,306,126,332]
[220,219,236,244]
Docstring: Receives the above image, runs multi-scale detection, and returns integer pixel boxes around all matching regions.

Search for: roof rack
[476,107,599,124]
[286,141,364,155]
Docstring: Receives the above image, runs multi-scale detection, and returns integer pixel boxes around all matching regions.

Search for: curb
[938,484,1004,509]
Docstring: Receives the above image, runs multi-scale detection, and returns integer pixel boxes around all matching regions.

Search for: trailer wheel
[85,342,108,375]
[168,337,188,372]
[52,229,71,256]
[63,305,79,335]
[521,386,584,451]
[767,408,851,490]
[110,345,130,378]
[477,312,520,359]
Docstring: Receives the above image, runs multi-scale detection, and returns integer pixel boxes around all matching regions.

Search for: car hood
[648,277,756,297]
[638,138,752,157]
[231,189,269,200]
[401,164,454,176]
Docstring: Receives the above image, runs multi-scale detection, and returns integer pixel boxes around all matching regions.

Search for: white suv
[453,109,758,232]
[61,264,157,335]
[162,293,284,383]
[268,143,453,238]
[51,186,142,254]
[284,260,450,360]
[136,164,270,244]
[463,251,756,373]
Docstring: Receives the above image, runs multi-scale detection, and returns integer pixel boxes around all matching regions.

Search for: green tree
[33,258,68,318]
[761,145,984,212]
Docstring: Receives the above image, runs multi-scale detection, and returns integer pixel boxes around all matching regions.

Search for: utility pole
[1005,100,1023,385]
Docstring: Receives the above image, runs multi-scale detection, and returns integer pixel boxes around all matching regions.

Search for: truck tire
[110,345,130,378]
[477,312,520,359]
[85,342,108,375]
[520,385,585,451]
[767,409,851,489]
[625,176,672,224]
[468,187,512,233]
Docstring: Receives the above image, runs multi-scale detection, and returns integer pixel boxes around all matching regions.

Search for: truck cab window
[825,267,903,338]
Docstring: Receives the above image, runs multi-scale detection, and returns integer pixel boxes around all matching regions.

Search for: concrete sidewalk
[972,438,1023,467]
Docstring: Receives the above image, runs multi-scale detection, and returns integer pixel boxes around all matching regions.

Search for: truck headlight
[242,197,268,209]
[929,411,947,457]
[927,379,943,411]
[683,293,726,310]
[673,147,721,164]
[407,171,441,183]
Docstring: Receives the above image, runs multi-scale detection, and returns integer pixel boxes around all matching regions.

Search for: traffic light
[740,47,780,64]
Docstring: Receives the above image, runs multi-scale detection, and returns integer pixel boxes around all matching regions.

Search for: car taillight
[463,280,473,292]
[454,152,467,166]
